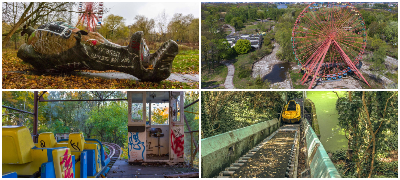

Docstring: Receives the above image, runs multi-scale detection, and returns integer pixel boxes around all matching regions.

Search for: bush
[256,49,265,58]
[263,37,271,46]
[250,52,258,61]
[255,76,264,86]
[261,45,272,55]
[330,149,347,161]
[371,46,387,71]
[234,39,251,54]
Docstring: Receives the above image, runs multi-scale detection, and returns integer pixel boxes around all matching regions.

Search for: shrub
[234,39,252,54]
[250,52,258,61]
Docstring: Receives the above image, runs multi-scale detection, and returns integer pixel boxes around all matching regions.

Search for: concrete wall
[302,119,341,178]
[305,98,320,138]
[201,119,280,178]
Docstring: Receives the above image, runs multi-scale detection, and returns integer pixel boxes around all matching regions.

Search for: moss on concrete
[201,119,279,178]
[305,98,320,138]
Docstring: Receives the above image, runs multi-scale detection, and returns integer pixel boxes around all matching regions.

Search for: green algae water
[307,91,347,152]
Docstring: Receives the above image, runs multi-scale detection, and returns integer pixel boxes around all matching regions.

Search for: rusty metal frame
[4,91,199,165]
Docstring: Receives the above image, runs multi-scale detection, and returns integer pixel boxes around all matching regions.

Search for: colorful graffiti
[128,132,145,160]
[171,127,184,157]
[60,149,74,178]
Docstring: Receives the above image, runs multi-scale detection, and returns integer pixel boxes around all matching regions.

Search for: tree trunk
[2,2,34,48]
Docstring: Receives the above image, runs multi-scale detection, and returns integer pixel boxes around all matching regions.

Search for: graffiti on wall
[128,132,146,160]
[60,149,74,178]
[170,127,184,157]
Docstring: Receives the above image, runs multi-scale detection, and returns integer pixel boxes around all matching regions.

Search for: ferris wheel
[77,2,104,32]
[292,2,369,89]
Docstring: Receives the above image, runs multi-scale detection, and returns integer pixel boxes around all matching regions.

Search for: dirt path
[222,61,235,89]
[225,24,235,35]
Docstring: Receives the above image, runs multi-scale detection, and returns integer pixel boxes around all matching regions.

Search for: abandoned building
[226,34,263,49]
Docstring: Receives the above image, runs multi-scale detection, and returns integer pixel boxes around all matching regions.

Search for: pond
[262,62,290,83]
[306,91,348,152]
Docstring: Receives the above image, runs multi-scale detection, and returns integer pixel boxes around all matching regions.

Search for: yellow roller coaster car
[282,100,301,123]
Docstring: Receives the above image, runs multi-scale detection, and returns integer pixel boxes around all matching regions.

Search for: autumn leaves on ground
[2,49,199,89]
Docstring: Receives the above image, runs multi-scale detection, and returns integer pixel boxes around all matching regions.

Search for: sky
[103,2,200,25]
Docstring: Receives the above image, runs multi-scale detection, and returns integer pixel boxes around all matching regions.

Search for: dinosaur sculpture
[17,22,179,82]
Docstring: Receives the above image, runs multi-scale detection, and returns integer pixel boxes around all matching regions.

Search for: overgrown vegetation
[201,91,285,138]
[332,91,398,178]
[201,3,279,89]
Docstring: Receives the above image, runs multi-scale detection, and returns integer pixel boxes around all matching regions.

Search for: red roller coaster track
[292,2,369,89]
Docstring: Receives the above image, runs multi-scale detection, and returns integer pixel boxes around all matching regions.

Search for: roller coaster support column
[33,91,38,143]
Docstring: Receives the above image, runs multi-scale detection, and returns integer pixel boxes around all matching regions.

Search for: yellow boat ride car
[282,100,301,123]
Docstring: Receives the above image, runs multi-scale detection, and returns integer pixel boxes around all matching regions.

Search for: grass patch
[385,72,398,83]
[173,49,199,74]
[244,24,258,30]
[290,70,307,89]
[201,64,228,88]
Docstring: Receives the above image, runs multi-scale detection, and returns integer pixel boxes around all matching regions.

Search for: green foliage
[275,12,295,62]
[249,52,258,60]
[85,102,128,145]
[230,17,244,29]
[183,91,199,167]
[373,3,389,9]
[335,91,398,178]
[234,39,251,54]
[330,149,347,161]
[225,14,233,24]
[366,35,387,51]
[167,13,197,43]
[286,91,303,101]
[3,91,128,147]
[368,21,386,39]
[384,21,398,45]
[263,36,271,46]
[370,46,387,71]
[238,68,252,79]
[98,14,129,41]
[172,49,199,74]
[201,91,284,138]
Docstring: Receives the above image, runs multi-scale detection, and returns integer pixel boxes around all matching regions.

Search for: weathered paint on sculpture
[17,22,178,82]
